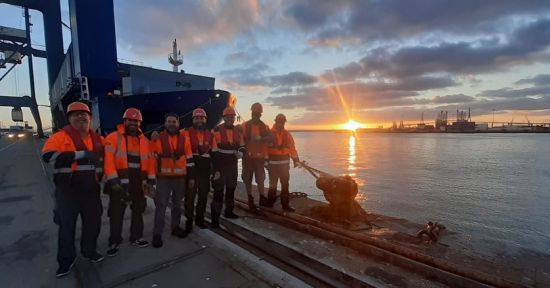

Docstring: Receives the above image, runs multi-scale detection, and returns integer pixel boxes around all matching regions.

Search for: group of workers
[42,101,300,277]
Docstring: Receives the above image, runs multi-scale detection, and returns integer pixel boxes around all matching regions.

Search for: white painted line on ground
[0,139,21,153]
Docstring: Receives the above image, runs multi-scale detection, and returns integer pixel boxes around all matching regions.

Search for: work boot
[152,234,163,248]
[83,251,104,263]
[172,226,188,238]
[259,195,269,207]
[247,194,258,211]
[196,218,208,229]
[106,244,120,257]
[131,238,149,248]
[224,211,239,219]
[266,194,276,208]
[55,258,75,278]
[211,217,220,228]
[185,219,193,233]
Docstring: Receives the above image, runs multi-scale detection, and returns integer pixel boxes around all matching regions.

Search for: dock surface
[0,138,307,288]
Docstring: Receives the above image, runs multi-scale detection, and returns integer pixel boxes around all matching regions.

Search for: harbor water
[282,132,550,256]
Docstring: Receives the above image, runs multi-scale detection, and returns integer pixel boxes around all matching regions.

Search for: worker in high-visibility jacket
[185,108,217,231]
[104,108,156,257]
[149,112,195,248]
[241,102,271,210]
[41,101,105,277]
[210,107,244,227]
[266,113,300,212]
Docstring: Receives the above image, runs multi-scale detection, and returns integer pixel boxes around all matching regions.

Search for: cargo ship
[1,0,234,135]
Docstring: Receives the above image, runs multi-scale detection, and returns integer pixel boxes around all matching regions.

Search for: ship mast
[168,39,183,72]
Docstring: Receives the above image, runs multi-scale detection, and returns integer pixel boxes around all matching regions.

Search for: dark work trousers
[153,176,186,235]
[268,163,291,206]
[211,156,238,218]
[185,156,211,223]
[108,170,146,245]
[241,156,266,197]
[55,179,102,265]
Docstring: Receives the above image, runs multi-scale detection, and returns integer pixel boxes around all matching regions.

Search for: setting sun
[341,120,363,131]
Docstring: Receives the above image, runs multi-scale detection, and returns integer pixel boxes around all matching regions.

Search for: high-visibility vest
[104,124,155,185]
[268,127,298,164]
[152,130,194,177]
[41,126,104,187]
[242,120,269,159]
[187,127,216,156]
[213,124,243,155]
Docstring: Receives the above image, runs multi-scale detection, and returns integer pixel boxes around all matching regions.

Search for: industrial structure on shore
[375,108,550,133]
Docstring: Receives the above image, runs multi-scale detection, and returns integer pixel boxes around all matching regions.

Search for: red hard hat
[123,107,143,121]
[67,101,91,115]
[192,108,207,118]
[275,113,287,122]
[223,107,236,116]
[251,102,263,113]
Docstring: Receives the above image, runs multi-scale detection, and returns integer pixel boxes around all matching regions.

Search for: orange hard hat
[67,101,91,115]
[223,107,236,116]
[192,108,207,118]
[123,107,143,121]
[275,113,287,122]
[251,102,263,113]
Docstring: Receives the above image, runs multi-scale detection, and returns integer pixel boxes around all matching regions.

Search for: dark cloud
[431,94,475,104]
[282,0,550,47]
[270,87,293,94]
[515,74,550,86]
[265,81,427,111]
[269,72,317,87]
[224,42,284,65]
[479,86,550,98]
[327,18,550,82]
[114,0,262,54]
[219,63,271,89]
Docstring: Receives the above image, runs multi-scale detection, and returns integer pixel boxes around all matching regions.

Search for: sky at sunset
[1,1,550,130]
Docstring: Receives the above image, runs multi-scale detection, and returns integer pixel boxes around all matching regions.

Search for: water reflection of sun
[347,135,366,194]
[348,134,356,176]
[342,120,362,131]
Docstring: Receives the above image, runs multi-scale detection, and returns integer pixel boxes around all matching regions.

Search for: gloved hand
[111,183,124,192]
[236,151,243,159]
[293,157,301,168]
[213,171,221,180]
[188,178,196,189]
[237,147,246,158]
[150,131,160,141]
[264,159,269,169]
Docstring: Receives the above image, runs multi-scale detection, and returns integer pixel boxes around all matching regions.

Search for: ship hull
[120,89,233,134]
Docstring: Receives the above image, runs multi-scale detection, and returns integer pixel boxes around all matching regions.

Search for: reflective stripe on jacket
[150,130,194,177]
[104,124,155,185]
[242,120,269,159]
[268,127,298,164]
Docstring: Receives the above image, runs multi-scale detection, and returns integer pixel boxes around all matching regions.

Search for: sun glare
[342,120,362,131]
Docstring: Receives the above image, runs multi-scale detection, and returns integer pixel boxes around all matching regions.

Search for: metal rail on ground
[204,213,377,288]
[230,198,526,288]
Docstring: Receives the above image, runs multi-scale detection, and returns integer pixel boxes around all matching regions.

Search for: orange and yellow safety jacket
[150,130,194,177]
[41,125,104,187]
[186,127,218,157]
[268,127,298,165]
[242,119,270,159]
[213,124,244,154]
[104,124,155,185]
